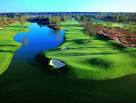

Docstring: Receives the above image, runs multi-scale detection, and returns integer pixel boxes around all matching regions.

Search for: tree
[83,19,96,42]
[50,16,61,24]
[115,16,121,22]
[2,16,9,25]
[0,17,3,27]
[18,16,27,26]
[0,16,9,26]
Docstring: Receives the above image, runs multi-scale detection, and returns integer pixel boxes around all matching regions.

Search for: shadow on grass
[66,39,90,44]
[0,44,17,47]
[60,52,118,56]
[110,42,126,50]
[0,50,14,53]
[60,24,81,27]
[94,34,110,41]
[67,46,110,50]
[85,58,112,70]
[3,25,27,28]
[94,35,126,50]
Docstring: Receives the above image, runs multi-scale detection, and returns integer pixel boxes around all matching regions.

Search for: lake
[14,23,64,60]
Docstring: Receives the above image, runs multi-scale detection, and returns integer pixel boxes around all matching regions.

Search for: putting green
[45,19,136,80]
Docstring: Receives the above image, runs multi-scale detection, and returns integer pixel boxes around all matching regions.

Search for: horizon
[0,0,136,13]
[0,11,136,14]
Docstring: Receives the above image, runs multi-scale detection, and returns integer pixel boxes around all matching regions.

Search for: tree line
[0,15,27,27]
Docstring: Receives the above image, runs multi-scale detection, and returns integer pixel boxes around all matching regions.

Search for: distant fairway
[45,19,136,80]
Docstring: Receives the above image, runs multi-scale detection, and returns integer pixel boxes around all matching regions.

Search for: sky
[0,0,136,12]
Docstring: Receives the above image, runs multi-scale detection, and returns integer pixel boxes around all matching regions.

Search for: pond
[14,23,64,60]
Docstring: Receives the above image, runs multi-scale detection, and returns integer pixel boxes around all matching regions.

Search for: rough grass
[94,20,136,33]
[0,22,30,75]
[45,19,136,80]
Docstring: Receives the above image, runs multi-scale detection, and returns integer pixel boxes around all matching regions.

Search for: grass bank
[0,22,30,75]
[45,19,136,80]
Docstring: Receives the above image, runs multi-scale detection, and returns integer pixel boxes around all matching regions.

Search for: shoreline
[0,22,30,75]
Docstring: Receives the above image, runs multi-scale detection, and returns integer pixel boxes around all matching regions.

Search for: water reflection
[21,34,29,46]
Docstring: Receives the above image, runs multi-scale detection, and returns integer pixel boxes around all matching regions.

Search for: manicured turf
[45,19,136,80]
[0,20,136,103]
[0,22,30,75]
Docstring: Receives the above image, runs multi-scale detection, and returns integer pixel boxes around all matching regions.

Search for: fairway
[45,20,136,80]
[0,22,29,75]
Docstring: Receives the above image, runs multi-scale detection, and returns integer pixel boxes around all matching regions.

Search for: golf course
[0,0,136,102]
[0,19,136,103]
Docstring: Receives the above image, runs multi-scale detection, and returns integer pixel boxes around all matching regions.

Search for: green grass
[45,19,136,80]
[0,22,30,75]
[0,20,136,103]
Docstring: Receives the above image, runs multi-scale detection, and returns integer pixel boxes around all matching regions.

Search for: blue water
[14,23,64,59]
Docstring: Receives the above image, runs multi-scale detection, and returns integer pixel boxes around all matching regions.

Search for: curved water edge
[14,23,64,61]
